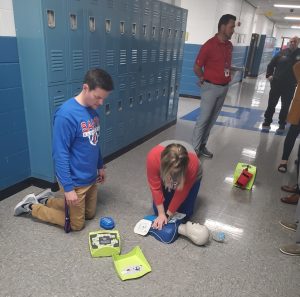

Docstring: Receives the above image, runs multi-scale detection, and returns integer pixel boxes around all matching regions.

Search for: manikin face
[221,19,235,40]
[82,84,110,110]
[184,221,210,246]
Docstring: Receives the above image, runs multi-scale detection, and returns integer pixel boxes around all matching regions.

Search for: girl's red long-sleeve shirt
[146,142,201,214]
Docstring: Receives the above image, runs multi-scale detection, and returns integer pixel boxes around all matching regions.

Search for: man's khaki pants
[31,184,97,231]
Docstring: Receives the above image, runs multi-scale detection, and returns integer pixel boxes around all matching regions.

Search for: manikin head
[178,221,210,246]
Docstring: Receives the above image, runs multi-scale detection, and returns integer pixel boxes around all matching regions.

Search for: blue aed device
[100,217,115,230]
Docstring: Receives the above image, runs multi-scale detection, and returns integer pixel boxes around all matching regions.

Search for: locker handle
[152,26,156,37]
[129,97,134,108]
[160,27,164,37]
[118,101,123,111]
[132,23,136,35]
[47,10,55,28]
[120,21,125,34]
[147,92,151,102]
[105,104,110,115]
[143,24,147,36]
[168,28,172,38]
[70,14,77,30]
[89,16,96,32]
[139,95,143,105]
[106,20,111,33]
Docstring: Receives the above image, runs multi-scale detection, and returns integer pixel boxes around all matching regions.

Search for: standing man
[262,36,300,133]
[14,68,114,231]
[192,14,236,158]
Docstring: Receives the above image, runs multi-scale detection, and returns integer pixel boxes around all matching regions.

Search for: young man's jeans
[192,81,229,152]
[31,184,97,231]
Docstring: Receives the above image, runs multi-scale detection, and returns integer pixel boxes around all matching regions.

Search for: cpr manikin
[148,220,210,245]
[178,221,210,246]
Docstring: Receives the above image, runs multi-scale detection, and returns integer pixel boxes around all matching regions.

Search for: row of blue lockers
[13,0,186,183]
[13,0,187,85]
[51,68,181,157]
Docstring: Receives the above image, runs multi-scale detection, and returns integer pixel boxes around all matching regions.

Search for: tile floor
[1,75,300,297]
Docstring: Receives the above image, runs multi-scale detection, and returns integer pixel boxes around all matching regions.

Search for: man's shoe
[280,193,299,205]
[199,147,213,158]
[14,194,38,216]
[36,188,54,205]
[279,244,300,256]
[281,184,299,194]
[279,220,297,232]
[261,122,270,130]
[276,125,285,134]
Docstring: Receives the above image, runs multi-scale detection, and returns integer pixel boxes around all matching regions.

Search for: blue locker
[115,75,128,148]
[103,0,119,75]
[117,0,130,74]
[68,0,86,82]
[48,84,68,119]
[42,0,67,84]
[126,73,139,143]
[86,0,104,69]
[69,81,82,98]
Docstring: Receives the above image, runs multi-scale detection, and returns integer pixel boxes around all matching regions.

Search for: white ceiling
[246,0,300,28]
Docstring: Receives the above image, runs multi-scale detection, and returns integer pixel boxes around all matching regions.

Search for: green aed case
[233,163,257,190]
[89,230,121,257]
[113,246,152,281]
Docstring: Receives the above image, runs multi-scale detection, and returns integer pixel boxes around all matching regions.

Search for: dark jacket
[266,48,300,86]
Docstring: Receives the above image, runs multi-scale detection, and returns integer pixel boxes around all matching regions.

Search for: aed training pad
[112,246,151,281]
[89,230,121,257]
[233,162,257,190]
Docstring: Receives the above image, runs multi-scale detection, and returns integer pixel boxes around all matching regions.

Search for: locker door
[48,84,68,119]
[118,0,130,75]
[127,0,140,74]
[68,0,85,82]
[86,0,103,69]
[104,0,119,75]
[42,0,67,84]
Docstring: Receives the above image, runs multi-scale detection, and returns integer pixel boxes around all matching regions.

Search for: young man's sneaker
[14,194,38,216]
[36,188,54,205]
[279,220,297,232]
[199,147,213,158]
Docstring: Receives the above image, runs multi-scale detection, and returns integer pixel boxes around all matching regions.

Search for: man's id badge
[224,68,230,77]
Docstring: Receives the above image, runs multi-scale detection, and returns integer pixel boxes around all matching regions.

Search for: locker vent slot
[72,50,84,70]
[119,82,126,91]
[150,50,156,63]
[89,50,100,68]
[120,50,127,65]
[105,127,113,143]
[131,49,137,64]
[166,50,171,62]
[133,2,139,14]
[173,51,177,61]
[142,50,148,63]
[159,50,164,62]
[130,79,136,89]
[106,50,115,66]
[149,75,154,85]
[53,94,66,108]
[50,50,64,72]
[144,7,150,16]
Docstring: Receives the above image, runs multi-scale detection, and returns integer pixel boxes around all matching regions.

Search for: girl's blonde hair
[160,143,189,189]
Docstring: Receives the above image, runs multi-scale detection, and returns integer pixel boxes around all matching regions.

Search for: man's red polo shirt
[195,34,233,85]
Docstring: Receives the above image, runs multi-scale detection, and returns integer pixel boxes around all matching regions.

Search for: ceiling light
[291,26,300,29]
[284,16,300,20]
[274,4,300,9]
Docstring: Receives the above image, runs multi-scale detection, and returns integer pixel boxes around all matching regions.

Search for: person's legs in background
[277,85,296,132]
[192,83,228,158]
[278,124,300,172]
[263,81,281,128]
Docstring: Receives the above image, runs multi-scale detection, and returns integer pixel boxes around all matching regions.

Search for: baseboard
[0,119,176,200]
